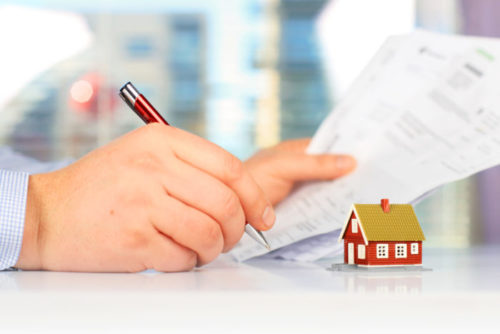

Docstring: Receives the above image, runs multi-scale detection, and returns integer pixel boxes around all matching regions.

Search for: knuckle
[220,190,242,221]
[222,218,245,253]
[115,183,152,209]
[201,221,224,250]
[211,190,245,254]
[129,150,163,172]
[194,220,223,266]
[172,250,197,272]
[121,227,150,251]
[143,122,165,136]
[141,123,173,146]
[155,249,197,272]
[183,251,198,270]
[223,155,244,183]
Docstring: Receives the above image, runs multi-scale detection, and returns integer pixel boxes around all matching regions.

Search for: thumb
[271,153,357,181]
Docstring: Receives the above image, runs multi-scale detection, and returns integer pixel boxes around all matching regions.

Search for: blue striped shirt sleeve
[0,170,29,270]
[0,147,73,270]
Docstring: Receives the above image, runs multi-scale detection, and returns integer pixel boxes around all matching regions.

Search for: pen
[119,81,271,250]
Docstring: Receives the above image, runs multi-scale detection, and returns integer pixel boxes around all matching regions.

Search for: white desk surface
[1,246,499,333]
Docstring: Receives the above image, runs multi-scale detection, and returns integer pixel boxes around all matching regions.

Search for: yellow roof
[353,204,425,241]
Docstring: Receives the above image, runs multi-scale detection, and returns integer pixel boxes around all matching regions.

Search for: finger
[268,153,356,181]
[272,138,312,153]
[146,233,198,272]
[158,159,245,252]
[150,195,227,265]
[157,125,275,231]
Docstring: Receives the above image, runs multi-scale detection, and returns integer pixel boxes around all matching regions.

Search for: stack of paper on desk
[231,30,500,261]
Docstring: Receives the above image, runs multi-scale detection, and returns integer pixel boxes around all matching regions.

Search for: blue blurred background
[1,0,500,249]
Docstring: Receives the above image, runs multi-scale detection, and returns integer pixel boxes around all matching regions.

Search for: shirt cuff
[0,170,29,270]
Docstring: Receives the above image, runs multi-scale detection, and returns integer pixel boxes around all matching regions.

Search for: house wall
[343,212,368,265]
[366,241,422,266]
[343,211,423,266]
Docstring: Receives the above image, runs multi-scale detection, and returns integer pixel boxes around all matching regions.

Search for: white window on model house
[351,219,358,233]
[376,244,388,258]
[411,243,419,254]
[395,244,407,258]
[357,244,366,259]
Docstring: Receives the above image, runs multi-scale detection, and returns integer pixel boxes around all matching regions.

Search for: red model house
[338,199,425,267]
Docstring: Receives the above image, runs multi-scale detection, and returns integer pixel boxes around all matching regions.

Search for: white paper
[257,230,343,262]
[231,31,500,261]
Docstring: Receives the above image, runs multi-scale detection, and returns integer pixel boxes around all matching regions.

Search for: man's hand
[16,124,275,272]
[244,138,356,205]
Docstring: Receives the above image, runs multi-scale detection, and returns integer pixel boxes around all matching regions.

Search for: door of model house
[348,243,354,264]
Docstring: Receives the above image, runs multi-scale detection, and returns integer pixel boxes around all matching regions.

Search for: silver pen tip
[245,225,272,250]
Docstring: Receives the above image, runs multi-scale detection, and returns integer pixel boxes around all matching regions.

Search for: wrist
[15,174,43,270]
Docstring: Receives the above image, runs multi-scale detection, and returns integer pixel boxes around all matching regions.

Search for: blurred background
[1,0,499,249]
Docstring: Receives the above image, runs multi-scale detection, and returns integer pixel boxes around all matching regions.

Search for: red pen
[119,82,271,250]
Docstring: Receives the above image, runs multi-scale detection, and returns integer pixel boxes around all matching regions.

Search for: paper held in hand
[231,30,500,262]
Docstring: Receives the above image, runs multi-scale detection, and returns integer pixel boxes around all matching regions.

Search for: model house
[338,199,425,267]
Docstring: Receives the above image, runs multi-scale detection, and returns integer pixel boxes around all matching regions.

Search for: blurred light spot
[70,80,94,103]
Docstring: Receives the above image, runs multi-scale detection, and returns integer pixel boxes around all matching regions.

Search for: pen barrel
[134,95,169,125]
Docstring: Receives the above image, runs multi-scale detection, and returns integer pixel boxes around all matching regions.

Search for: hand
[16,124,275,272]
[244,138,356,205]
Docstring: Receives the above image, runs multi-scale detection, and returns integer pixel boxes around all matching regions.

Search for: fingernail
[262,205,276,229]
[336,155,356,171]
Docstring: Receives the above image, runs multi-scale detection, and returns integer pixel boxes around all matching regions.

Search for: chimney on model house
[381,198,390,213]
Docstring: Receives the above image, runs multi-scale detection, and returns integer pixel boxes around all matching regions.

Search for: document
[231,31,500,261]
